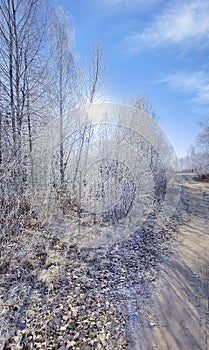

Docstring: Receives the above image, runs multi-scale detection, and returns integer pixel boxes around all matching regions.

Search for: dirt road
[135,175,209,350]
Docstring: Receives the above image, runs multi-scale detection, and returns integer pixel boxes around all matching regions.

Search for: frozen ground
[131,174,209,350]
[0,175,208,349]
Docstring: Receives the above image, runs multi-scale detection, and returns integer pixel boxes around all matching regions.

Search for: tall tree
[84,42,106,104]
[48,6,77,189]
[197,116,209,152]
[72,42,106,192]
[0,0,48,193]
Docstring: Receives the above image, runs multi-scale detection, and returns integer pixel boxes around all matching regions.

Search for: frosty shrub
[31,103,180,248]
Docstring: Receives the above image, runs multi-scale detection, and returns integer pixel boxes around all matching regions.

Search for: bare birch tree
[0,0,50,238]
[84,42,106,104]
[47,6,77,190]
[194,116,209,172]
[197,116,209,152]
[0,0,48,194]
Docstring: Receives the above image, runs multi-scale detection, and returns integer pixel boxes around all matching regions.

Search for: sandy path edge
[134,175,209,350]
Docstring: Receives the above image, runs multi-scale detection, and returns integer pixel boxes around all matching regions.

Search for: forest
[1,1,209,349]
[0,0,105,235]
[0,0,181,243]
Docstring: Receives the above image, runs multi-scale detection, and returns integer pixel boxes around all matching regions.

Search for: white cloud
[126,0,209,52]
[159,71,209,105]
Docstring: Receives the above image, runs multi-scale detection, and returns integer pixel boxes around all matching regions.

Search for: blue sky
[54,0,209,157]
